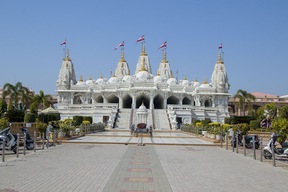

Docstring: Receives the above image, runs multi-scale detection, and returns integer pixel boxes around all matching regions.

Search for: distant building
[229,92,288,116]
[56,45,230,130]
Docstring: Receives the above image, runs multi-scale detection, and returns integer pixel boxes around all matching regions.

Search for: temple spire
[119,50,126,62]
[140,58,147,71]
[161,49,168,63]
[140,43,147,56]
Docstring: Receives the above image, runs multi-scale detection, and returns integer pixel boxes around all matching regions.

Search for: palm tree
[32,90,53,110]
[233,89,256,116]
[2,82,33,111]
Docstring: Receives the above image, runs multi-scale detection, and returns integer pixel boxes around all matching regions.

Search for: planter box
[215,134,222,140]
[202,131,208,136]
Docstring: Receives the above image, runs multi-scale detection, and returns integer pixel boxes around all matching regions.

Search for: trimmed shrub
[83,116,93,124]
[38,113,60,123]
[24,113,36,123]
[249,120,260,130]
[73,116,83,126]
[7,110,25,122]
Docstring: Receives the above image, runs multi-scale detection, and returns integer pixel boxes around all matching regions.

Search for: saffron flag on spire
[60,40,66,46]
[114,41,124,50]
[218,43,223,49]
[158,41,167,50]
[136,35,145,43]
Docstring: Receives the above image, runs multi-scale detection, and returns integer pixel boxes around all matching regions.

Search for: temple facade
[56,45,230,130]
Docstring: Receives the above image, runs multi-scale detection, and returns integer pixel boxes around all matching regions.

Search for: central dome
[135,70,153,81]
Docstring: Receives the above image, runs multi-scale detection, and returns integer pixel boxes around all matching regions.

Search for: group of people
[130,123,153,137]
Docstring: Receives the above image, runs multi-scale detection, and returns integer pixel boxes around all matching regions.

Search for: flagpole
[65,38,67,57]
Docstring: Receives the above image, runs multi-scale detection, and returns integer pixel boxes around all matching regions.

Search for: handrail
[151,109,156,129]
[166,109,172,130]
[129,109,134,127]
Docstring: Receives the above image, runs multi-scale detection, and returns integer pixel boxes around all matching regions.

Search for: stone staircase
[114,109,131,129]
[153,109,171,130]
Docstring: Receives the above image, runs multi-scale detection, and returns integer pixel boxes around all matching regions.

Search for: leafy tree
[29,102,39,114]
[272,117,288,145]
[0,117,9,130]
[233,89,256,116]
[0,98,7,117]
[31,90,53,110]
[256,106,265,120]
[35,118,47,135]
[249,120,260,130]
[278,106,288,119]
[264,103,277,120]
[2,82,33,111]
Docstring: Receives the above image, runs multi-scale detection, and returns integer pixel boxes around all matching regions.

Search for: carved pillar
[150,96,153,109]
[132,95,136,109]
[70,93,73,104]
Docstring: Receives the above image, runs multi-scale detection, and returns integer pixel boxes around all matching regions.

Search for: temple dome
[96,78,105,84]
[76,80,86,86]
[86,76,94,85]
[108,76,119,83]
[76,75,86,86]
[123,75,133,82]
[135,70,153,81]
[193,80,200,87]
[167,77,177,85]
[153,74,163,83]
[181,75,190,86]
[195,81,215,93]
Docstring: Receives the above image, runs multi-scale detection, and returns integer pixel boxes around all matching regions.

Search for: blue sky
[0,1,287,96]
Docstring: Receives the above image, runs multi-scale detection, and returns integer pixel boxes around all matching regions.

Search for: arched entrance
[183,97,191,105]
[136,94,150,109]
[106,94,119,104]
[95,95,104,103]
[167,95,179,105]
[122,94,132,108]
[204,97,213,107]
[153,94,164,109]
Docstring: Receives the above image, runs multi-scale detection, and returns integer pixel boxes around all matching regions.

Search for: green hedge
[225,116,255,125]
[24,113,36,123]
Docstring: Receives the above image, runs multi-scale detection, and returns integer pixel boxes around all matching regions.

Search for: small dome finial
[89,75,92,80]
[184,74,187,80]
[79,75,83,82]
[64,49,71,61]
[120,50,126,62]
[217,54,224,64]
[161,49,168,63]
[100,73,103,78]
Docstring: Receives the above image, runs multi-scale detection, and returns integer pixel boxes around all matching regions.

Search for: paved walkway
[0,131,287,192]
[64,130,214,145]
